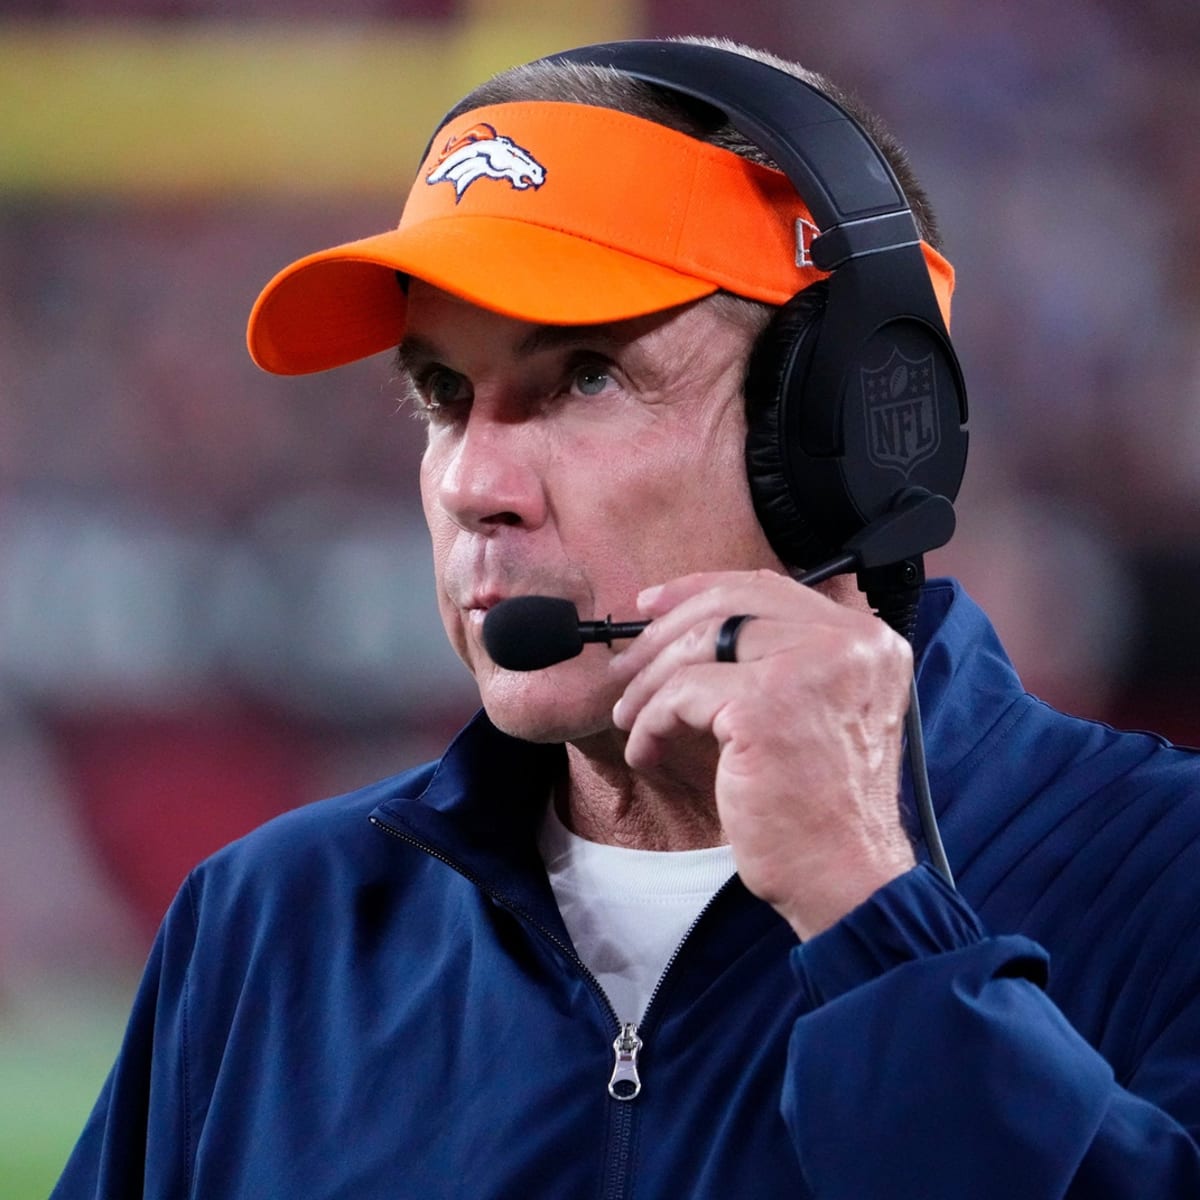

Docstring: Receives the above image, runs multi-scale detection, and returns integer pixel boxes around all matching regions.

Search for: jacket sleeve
[51,875,200,1200]
[781,864,1200,1198]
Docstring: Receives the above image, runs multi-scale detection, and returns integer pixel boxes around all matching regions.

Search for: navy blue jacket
[54,581,1200,1197]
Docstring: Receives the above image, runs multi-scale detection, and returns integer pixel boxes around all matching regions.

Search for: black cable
[859,558,956,890]
[904,676,954,888]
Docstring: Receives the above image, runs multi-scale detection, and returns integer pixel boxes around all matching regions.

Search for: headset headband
[545,41,932,309]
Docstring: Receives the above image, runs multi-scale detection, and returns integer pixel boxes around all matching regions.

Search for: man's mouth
[463,591,506,623]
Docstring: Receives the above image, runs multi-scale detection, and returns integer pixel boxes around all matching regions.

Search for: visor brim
[247,218,721,376]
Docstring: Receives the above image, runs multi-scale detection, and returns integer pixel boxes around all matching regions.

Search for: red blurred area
[51,707,314,933]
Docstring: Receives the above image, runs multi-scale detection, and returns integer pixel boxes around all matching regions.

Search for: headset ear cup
[744,281,837,568]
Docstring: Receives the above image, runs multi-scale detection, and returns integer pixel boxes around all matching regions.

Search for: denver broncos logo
[426,123,546,201]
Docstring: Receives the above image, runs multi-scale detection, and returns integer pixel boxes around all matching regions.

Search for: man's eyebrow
[395,322,629,376]
[514,322,628,357]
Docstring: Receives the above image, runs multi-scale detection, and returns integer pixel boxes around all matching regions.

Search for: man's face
[406,280,785,744]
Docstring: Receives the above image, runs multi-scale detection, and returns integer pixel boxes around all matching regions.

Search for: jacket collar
[370,713,567,924]
[913,578,1028,787]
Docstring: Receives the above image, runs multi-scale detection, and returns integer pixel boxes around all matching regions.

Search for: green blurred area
[0,977,136,1199]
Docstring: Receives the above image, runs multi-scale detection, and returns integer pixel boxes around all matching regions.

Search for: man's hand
[609,570,916,940]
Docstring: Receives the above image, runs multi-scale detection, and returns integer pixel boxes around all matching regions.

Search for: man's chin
[479,674,616,746]
[482,700,612,746]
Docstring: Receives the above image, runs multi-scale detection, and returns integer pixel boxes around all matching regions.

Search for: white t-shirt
[538,801,737,1025]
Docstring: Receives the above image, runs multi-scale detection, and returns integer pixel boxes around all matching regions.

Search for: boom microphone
[483,596,647,671]
[482,492,958,673]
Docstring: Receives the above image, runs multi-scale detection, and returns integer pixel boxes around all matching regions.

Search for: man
[55,37,1200,1198]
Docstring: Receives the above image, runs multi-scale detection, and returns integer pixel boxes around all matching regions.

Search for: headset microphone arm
[794,488,955,587]
[576,616,650,646]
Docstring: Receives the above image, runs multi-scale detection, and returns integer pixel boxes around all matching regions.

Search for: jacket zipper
[605,874,735,1088]
[608,1023,643,1100]
[371,814,737,1200]
[598,877,737,1200]
[369,814,735,1104]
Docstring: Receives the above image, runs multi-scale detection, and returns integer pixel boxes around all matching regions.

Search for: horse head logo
[426,123,547,201]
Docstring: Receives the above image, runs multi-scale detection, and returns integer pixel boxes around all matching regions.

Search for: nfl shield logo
[861,349,940,476]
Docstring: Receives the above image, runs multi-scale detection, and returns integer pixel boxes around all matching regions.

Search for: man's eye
[417,367,470,414]
[570,364,614,397]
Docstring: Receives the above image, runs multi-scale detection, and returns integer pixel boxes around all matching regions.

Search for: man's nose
[436,413,548,533]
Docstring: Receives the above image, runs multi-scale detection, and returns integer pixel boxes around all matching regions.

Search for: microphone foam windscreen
[482,596,584,671]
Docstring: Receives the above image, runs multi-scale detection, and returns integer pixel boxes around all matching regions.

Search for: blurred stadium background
[1,0,1198,1193]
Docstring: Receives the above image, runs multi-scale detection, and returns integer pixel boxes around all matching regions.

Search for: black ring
[715,614,755,663]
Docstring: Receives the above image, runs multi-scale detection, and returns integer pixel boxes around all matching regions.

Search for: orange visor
[247,100,955,376]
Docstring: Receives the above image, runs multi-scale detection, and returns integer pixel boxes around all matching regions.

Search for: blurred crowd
[1,0,1198,993]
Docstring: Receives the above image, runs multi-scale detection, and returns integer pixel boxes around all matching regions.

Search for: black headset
[544,40,969,570]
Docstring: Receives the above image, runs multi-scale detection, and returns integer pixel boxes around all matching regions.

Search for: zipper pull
[608,1022,643,1101]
